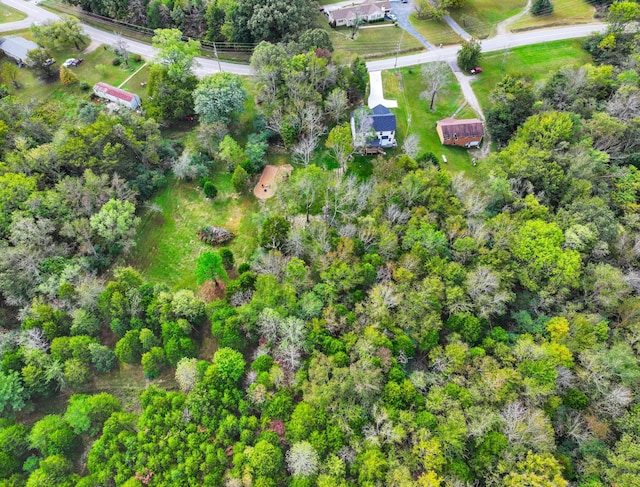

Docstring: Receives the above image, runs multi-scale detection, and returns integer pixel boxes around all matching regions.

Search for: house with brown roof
[326,0,391,27]
[93,82,142,110]
[436,118,484,148]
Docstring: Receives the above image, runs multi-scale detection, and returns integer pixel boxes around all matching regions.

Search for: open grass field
[124,174,262,291]
[510,0,594,31]
[382,65,478,174]
[449,0,527,38]
[471,39,592,110]
[409,13,462,46]
[328,24,424,59]
[0,2,26,23]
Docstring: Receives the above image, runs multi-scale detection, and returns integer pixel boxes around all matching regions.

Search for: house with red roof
[93,82,142,110]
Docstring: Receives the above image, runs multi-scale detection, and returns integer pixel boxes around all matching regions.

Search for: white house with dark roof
[326,0,391,27]
[351,104,396,152]
[93,82,142,110]
[0,36,39,66]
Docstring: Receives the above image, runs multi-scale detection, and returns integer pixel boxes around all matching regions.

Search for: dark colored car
[71,58,84,67]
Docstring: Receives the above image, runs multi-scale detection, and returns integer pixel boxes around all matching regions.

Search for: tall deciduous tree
[326,123,354,172]
[193,73,247,125]
[195,251,228,285]
[89,199,139,255]
[420,62,450,111]
[152,28,200,81]
[457,38,482,72]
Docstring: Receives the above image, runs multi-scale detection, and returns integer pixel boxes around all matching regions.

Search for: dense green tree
[456,38,482,71]
[141,347,167,379]
[29,415,78,457]
[193,73,247,125]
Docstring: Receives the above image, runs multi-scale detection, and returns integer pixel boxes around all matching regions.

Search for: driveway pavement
[368,70,398,108]
[389,0,435,50]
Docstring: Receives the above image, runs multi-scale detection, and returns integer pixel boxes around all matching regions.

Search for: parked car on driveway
[63,58,84,67]
[386,13,397,21]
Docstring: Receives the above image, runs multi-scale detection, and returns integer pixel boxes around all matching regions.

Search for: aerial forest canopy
[1,3,640,487]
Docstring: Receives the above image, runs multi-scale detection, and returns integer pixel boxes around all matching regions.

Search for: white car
[387,13,397,21]
[62,58,75,67]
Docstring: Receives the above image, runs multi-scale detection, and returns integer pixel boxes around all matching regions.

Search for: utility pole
[394,30,405,69]
[213,41,222,72]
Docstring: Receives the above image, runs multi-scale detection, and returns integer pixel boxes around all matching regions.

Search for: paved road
[367,23,607,71]
[2,0,607,77]
[1,0,253,76]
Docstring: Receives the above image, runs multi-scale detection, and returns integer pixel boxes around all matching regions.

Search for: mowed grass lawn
[382,65,478,173]
[328,25,424,59]
[409,14,461,46]
[0,3,26,23]
[5,32,147,104]
[511,0,594,31]
[126,174,261,291]
[472,39,592,110]
[449,0,527,38]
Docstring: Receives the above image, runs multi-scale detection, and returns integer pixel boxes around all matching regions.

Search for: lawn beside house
[471,39,592,111]
[449,0,527,38]
[382,65,478,174]
[409,13,462,46]
[0,3,26,23]
[510,0,594,31]
[2,32,146,104]
[328,24,424,59]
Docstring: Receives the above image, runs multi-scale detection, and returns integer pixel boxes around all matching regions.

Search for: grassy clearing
[449,0,527,38]
[125,174,261,291]
[471,39,592,110]
[511,0,594,31]
[0,2,26,23]
[5,33,146,104]
[409,13,461,46]
[328,24,424,59]
[382,65,476,174]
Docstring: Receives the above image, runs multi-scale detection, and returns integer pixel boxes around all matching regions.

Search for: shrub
[203,181,218,199]
[531,0,553,15]
[131,53,142,62]
[112,57,121,66]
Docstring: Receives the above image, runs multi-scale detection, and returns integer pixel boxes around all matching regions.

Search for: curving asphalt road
[1,0,607,76]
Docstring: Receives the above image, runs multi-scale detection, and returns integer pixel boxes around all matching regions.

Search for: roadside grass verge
[382,64,477,174]
[449,0,527,38]
[471,39,592,110]
[510,0,594,31]
[0,3,27,23]
[328,24,425,59]
[409,13,461,46]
